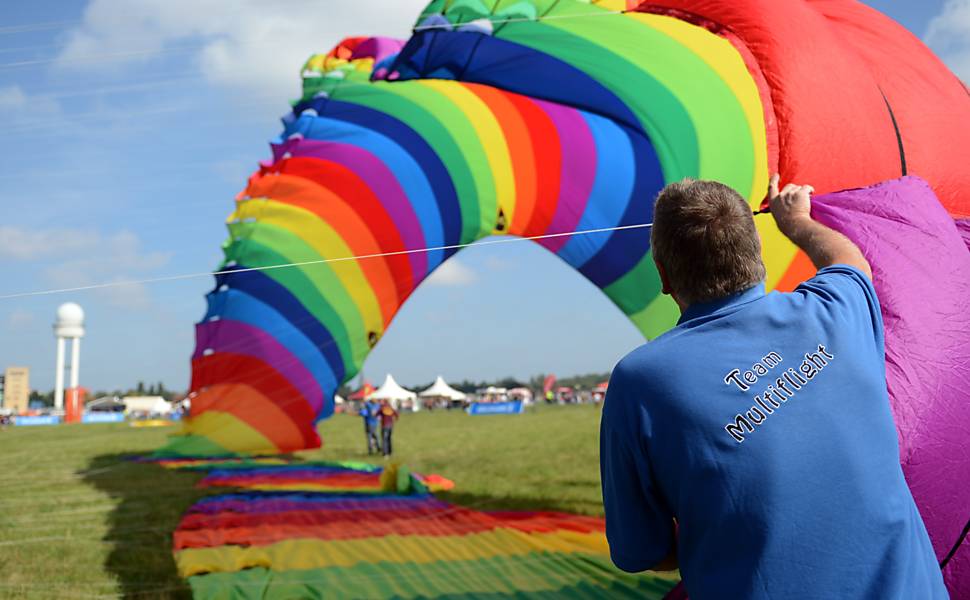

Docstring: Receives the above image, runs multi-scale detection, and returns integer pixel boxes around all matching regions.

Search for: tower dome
[55,302,85,338]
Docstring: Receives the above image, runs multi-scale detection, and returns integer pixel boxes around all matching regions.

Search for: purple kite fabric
[812,176,970,594]
[956,220,970,251]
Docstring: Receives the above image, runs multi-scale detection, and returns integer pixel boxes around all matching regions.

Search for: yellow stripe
[624,13,797,291]
[160,458,290,469]
[179,412,278,455]
[217,483,381,492]
[420,79,517,234]
[629,14,768,200]
[176,529,609,577]
[594,0,625,9]
[232,199,385,336]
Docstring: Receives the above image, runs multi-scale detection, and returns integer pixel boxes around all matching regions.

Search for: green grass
[0,404,607,599]
[313,403,606,515]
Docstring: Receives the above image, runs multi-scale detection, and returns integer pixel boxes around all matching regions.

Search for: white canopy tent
[122,396,172,415]
[419,376,467,402]
[367,374,419,412]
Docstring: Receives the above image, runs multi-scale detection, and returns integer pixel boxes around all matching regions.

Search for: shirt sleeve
[600,366,674,572]
[795,264,884,346]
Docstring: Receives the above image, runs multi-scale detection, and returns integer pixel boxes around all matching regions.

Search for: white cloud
[0,85,62,130]
[0,226,99,260]
[6,309,34,329]
[925,0,970,81]
[55,0,430,93]
[484,255,512,272]
[2,227,171,309]
[0,85,27,110]
[426,258,477,287]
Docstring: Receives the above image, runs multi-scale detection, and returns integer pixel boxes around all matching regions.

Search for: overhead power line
[0,223,654,300]
[0,20,81,35]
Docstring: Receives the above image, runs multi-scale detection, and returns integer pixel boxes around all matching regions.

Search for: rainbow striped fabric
[170,460,681,598]
[166,0,970,457]
[165,0,805,456]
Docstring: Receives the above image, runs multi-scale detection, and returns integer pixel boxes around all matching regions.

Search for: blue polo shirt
[600,266,946,599]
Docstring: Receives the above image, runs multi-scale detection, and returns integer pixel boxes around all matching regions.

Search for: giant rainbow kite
[162,0,970,593]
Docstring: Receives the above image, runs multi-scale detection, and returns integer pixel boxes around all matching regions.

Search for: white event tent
[367,374,419,412]
[419,376,467,404]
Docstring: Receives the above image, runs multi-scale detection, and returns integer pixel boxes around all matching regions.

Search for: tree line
[338,372,611,398]
[28,381,180,406]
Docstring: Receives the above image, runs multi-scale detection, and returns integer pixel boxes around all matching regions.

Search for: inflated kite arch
[165,0,969,588]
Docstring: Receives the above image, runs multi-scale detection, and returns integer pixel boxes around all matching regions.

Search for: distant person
[361,399,380,455]
[600,176,945,598]
[378,399,399,458]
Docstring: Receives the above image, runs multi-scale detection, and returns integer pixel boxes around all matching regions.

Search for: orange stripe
[189,384,308,453]
[245,172,401,326]
[464,84,538,234]
[773,250,816,292]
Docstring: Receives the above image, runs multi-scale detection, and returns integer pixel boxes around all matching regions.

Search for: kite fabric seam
[0,222,654,300]
[940,516,970,569]
[878,87,907,177]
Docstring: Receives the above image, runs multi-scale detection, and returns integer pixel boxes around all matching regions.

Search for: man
[361,399,380,455]
[378,399,399,458]
[600,176,947,598]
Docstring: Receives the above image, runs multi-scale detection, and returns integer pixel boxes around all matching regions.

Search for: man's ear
[655,257,673,296]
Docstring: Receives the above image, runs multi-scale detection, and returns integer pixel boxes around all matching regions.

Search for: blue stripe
[204,289,338,406]
[291,98,464,258]
[579,125,663,288]
[287,113,446,271]
[214,268,347,403]
[557,111,636,268]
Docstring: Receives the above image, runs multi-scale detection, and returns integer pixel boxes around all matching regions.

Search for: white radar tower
[54,302,85,410]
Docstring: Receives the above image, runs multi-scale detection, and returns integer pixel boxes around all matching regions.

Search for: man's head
[651,179,766,308]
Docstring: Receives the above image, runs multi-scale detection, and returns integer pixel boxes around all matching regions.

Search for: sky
[1,0,968,393]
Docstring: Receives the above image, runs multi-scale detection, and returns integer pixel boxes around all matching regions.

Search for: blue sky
[1,1,968,393]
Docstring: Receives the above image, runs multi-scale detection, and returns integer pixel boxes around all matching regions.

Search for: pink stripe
[534,100,597,253]
[194,321,323,414]
[276,138,427,282]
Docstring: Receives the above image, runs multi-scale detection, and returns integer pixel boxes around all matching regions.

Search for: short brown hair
[651,179,765,306]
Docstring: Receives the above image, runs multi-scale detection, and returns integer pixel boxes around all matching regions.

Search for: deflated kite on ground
[165,459,680,598]
[162,0,970,593]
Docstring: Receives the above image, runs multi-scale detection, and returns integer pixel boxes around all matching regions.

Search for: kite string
[0,223,653,300]
[412,8,629,32]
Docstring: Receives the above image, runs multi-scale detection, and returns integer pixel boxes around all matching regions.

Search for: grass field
[0,404,606,599]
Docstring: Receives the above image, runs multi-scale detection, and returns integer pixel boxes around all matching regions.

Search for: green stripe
[499,23,695,186]
[425,0,756,194]
[602,251,664,326]
[224,227,358,372]
[303,73,486,244]
[418,0,447,23]
[603,251,679,339]
[187,552,679,600]
[503,7,755,194]
[632,294,682,339]
[336,81,493,244]
[156,434,233,458]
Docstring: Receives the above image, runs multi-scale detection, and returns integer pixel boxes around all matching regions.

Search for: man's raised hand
[768,174,815,235]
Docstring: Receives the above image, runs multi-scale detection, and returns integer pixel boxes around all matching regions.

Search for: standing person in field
[600,175,946,599]
[361,399,380,455]
[378,399,399,458]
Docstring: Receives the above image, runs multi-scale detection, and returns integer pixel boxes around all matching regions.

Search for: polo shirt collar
[678,282,767,325]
